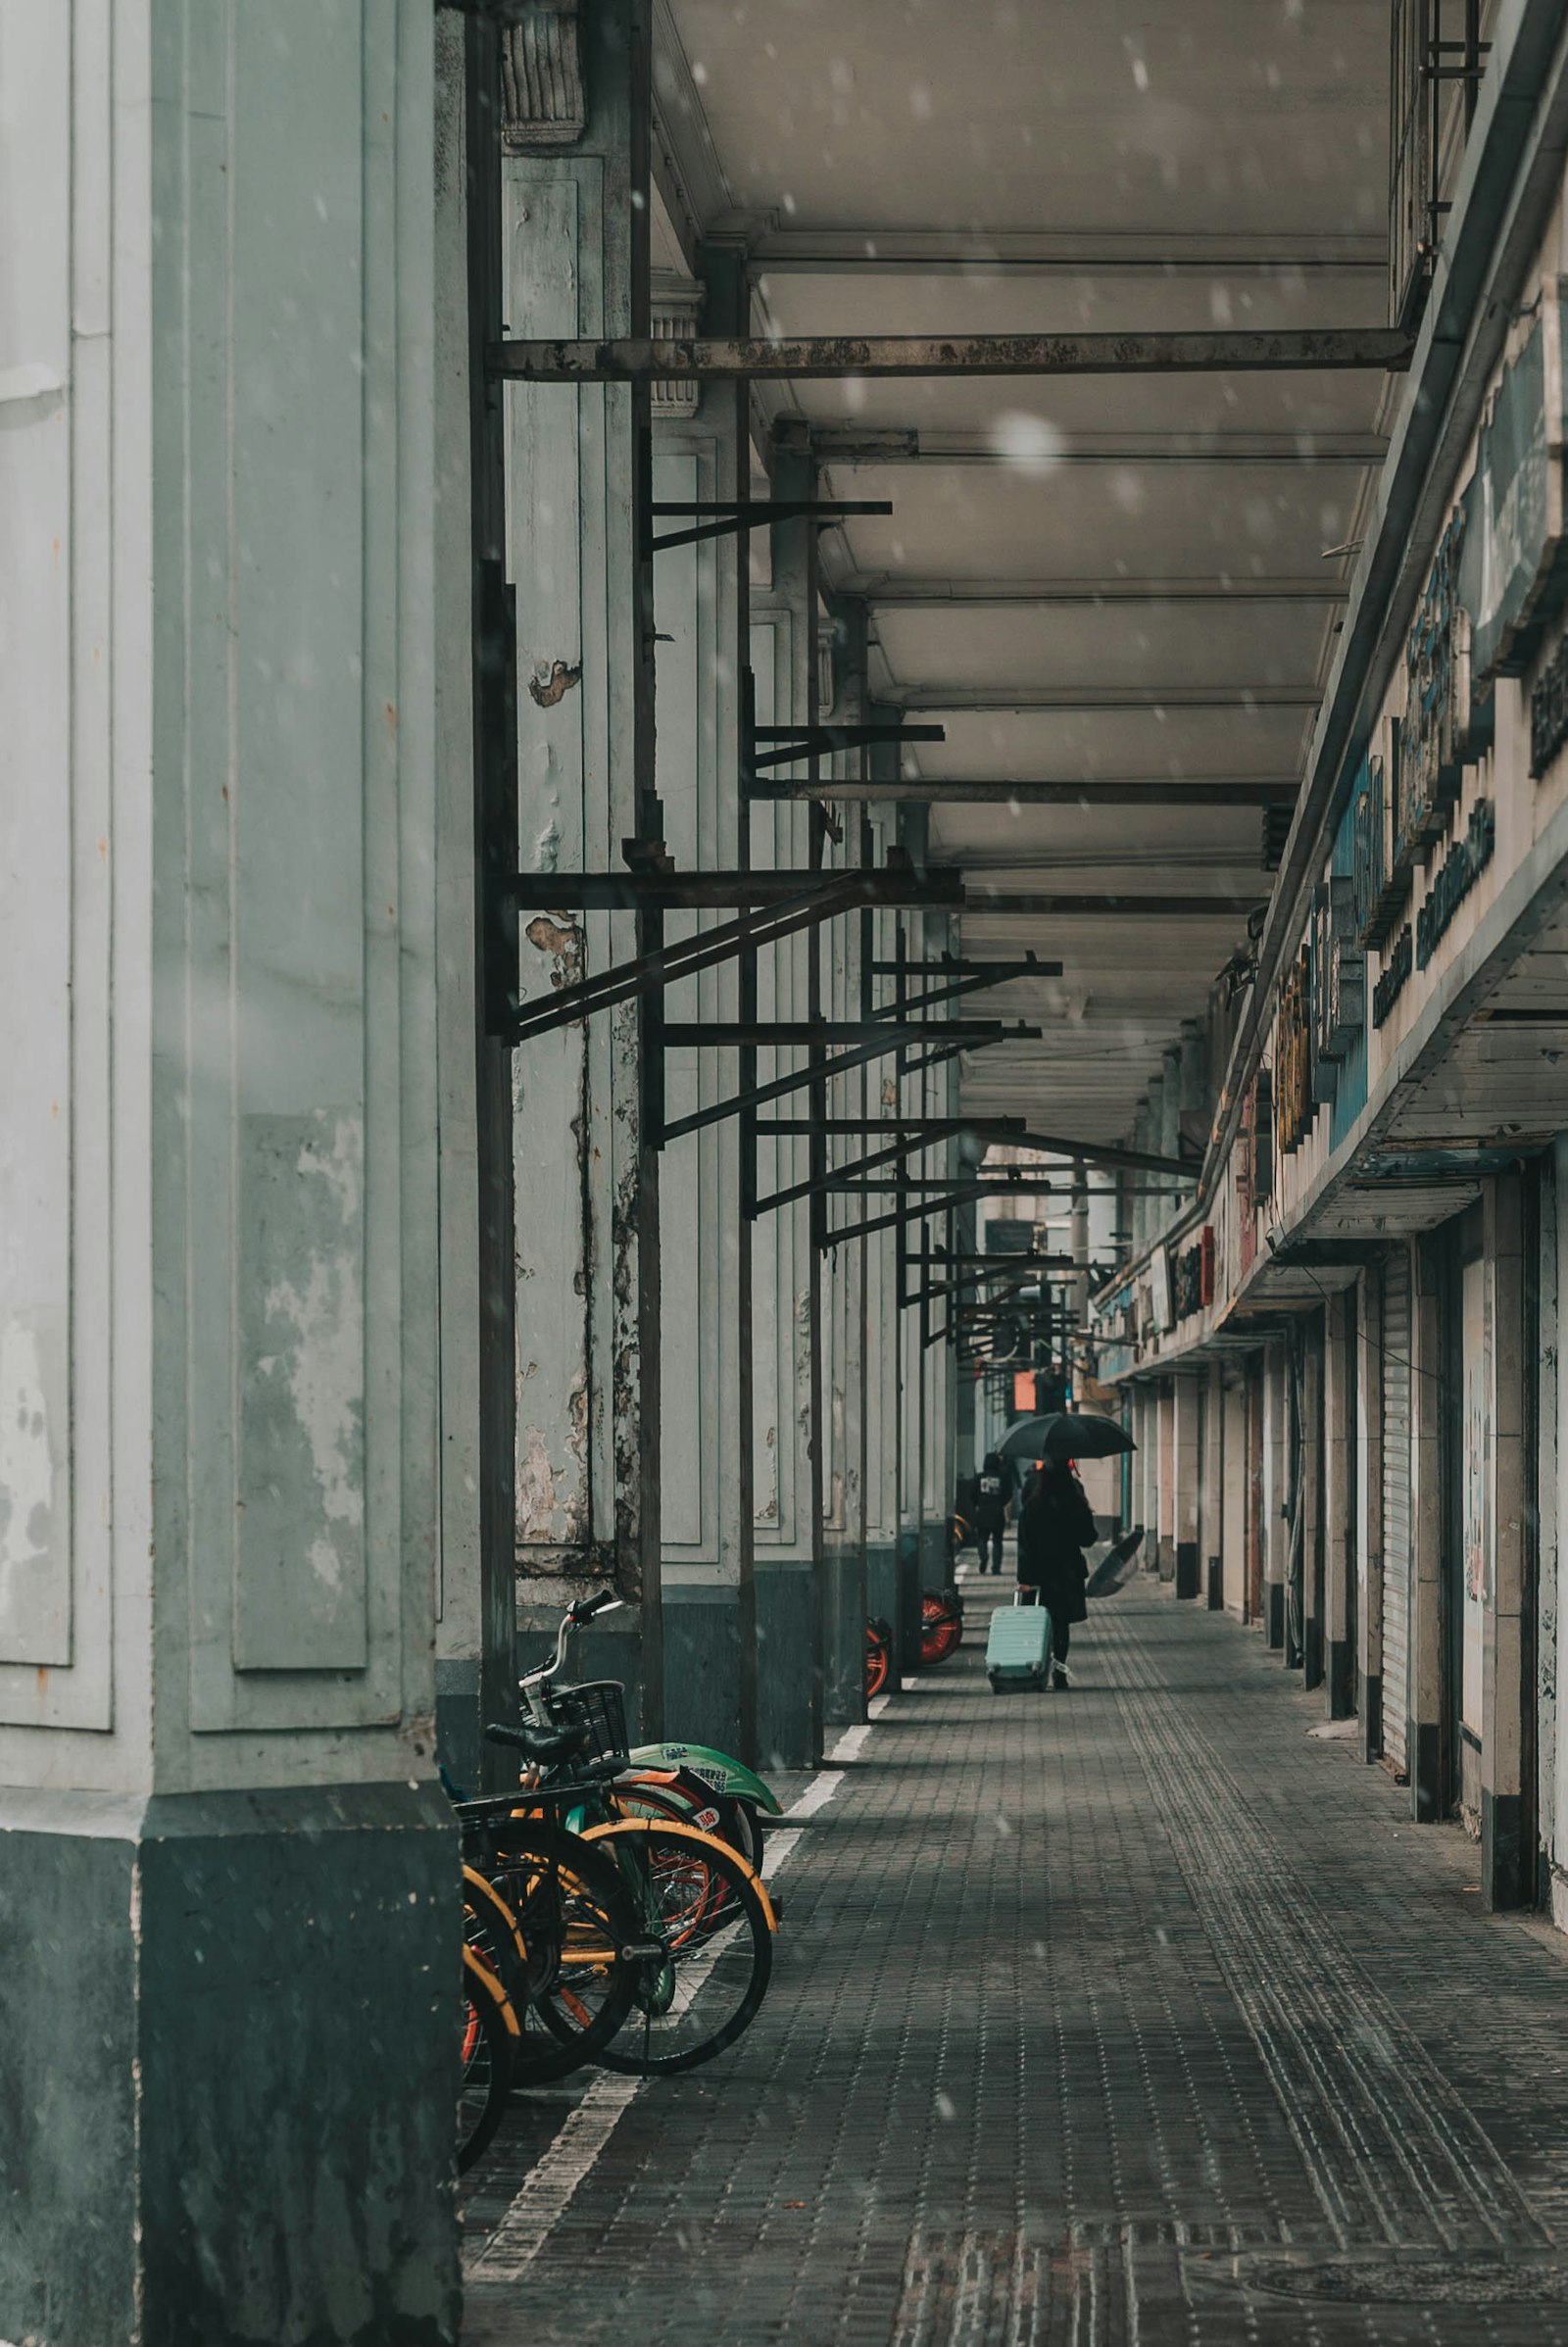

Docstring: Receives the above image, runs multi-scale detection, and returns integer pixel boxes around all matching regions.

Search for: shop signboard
[1276,948,1313,1154]
[1150,1246,1173,1334]
[1398,512,1480,865]
[1350,721,1408,949]
[1457,287,1568,684]
[1310,874,1364,1084]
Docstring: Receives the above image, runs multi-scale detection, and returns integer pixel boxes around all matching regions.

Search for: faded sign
[1459,290,1568,683]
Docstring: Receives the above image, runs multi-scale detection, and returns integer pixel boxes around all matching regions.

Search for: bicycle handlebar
[519,1589,625,1702]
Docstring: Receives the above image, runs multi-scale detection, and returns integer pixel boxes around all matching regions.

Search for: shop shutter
[1381,1247,1412,1770]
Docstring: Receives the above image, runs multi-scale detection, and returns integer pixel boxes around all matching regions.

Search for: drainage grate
[1246,2259,1568,2307]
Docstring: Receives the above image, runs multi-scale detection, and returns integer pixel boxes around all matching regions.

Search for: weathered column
[1200,1359,1224,1606]
[654,243,749,1754]
[506,0,660,1723]
[0,13,456,2339]
[1138,1385,1161,1565]
[1410,1235,1446,1820]
[1156,1381,1177,1580]
[1482,1171,1531,1906]
[1299,1317,1325,1687]
[1262,1340,1290,1649]
[1172,1375,1201,1597]
[1323,1286,1356,1718]
[1357,1265,1386,1761]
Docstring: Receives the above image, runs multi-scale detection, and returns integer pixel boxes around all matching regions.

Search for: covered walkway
[461,1583,1568,2343]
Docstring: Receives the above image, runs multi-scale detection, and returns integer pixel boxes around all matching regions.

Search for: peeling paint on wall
[0,1312,66,1663]
[236,1111,368,1670]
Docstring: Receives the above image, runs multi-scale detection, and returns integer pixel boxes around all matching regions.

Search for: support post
[1324,1286,1356,1719]
[1172,1377,1201,1599]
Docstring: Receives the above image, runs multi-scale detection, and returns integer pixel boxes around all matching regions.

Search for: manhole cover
[1246,2260,1568,2307]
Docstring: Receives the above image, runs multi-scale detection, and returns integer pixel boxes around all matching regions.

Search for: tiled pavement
[460,1576,1568,2344]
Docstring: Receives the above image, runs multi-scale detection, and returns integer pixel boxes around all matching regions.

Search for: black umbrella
[998,1410,1135,1464]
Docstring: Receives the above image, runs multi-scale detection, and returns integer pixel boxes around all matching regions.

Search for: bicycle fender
[628,1741,784,1815]
[579,1817,779,1933]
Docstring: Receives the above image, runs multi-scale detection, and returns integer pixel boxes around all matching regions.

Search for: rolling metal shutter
[1382,1247,1412,1771]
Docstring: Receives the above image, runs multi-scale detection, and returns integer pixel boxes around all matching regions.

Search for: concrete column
[1300,1317,1325,1687]
[1358,1267,1386,1761]
[0,14,456,2338]
[654,247,748,1755]
[1482,1172,1531,1906]
[1156,1382,1177,1580]
[1410,1235,1446,1820]
[1171,1376,1201,1597]
[507,2,660,1724]
[1139,1386,1161,1565]
[1323,1287,1356,1719]
[1221,1376,1248,1615]
[1262,1340,1289,1649]
[1200,1360,1224,1606]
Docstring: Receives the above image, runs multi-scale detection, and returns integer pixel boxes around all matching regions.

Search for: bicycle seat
[484,1719,591,1765]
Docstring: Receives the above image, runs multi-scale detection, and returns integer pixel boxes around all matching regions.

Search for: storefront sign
[1350,729,1409,949]
[1415,797,1495,969]
[1150,1247,1173,1334]
[1311,875,1364,1078]
[1276,948,1313,1153]
[1372,922,1413,1029]
[1398,513,1480,865]
[1530,629,1568,777]
[1458,291,1568,683]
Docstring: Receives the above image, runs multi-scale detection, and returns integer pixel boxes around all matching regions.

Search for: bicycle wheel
[865,1620,891,1701]
[920,1592,962,1666]
[477,1821,641,2086]
[583,1819,773,2076]
[459,1944,516,2174]
[612,1769,762,1870]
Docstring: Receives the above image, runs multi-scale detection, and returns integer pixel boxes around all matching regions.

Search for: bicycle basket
[542,1679,629,1768]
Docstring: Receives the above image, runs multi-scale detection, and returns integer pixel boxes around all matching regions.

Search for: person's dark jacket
[972,1451,1014,1533]
[1015,1464,1098,1624]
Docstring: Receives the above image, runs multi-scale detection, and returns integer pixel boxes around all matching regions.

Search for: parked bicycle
[451,1589,784,2165]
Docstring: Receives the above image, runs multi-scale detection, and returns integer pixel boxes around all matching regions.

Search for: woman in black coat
[1015,1459,1098,1687]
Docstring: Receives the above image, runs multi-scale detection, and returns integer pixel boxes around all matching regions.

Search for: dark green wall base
[756,1556,817,1769]
[1482,1787,1527,1911]
[865,1541,898,1632]
[1265,1583,1285,1649]
[0,1783,460,2347]
[1327,1636,1355,1720]
[662,1587,742,1753]
[435,1655,481,1794]
[896,1533,923,1676]
[1205,1554,1222,1610]
[822,1544,866,1730]
[1412,1721,1444,1821]
[1361,1671,1383,1763]
[1302,1617,1323,1690]
[1174,1540,1200,1600]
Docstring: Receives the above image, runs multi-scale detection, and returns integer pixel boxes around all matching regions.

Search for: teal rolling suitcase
[986,1590,1053,1690]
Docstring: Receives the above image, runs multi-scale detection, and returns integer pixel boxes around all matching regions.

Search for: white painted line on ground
[466,1713,876,2281]
[468,2074,640,2279]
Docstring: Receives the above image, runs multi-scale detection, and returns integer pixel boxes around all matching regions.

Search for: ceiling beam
[961,893,1265,917]
[751,776,1297,806]
[747,229,1388,274]
[811,427,1387,466]
[881,685,1320,712]
[490,328,1416,382]
[845,575,1350,606]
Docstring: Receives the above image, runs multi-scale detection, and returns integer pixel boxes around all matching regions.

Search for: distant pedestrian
[1016,1458,1098,1687]
[972,1449,1015,1575]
